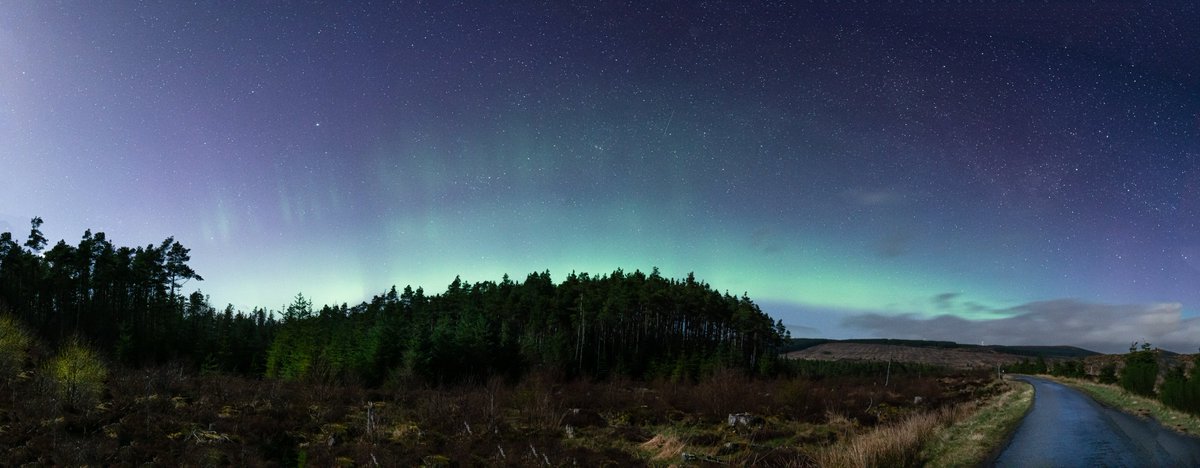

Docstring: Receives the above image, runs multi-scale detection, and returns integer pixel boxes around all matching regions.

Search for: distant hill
[782,338,1101,370]
[783,338,964,353]
[783,338,1099,359]
[990,345,1099,359]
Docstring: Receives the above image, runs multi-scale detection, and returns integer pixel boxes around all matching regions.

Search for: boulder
[727,412,764,428]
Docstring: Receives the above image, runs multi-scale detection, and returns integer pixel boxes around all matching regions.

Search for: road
[993,375,1200,467]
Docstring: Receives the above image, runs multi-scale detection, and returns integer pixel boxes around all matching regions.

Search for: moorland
[5,218,1190,465]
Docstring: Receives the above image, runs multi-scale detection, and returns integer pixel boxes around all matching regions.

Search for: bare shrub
[511,373,563,430]
[691,367,756,419]
[461,376,510,433]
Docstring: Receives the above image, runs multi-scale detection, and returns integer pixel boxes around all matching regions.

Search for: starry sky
[2,2,1198,352]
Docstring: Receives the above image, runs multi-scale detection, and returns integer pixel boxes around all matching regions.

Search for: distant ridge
[782,338,1101,369]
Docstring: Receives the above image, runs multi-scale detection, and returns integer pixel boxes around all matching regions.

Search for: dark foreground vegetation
[0,340,1000,465]
[0,219,1007,464]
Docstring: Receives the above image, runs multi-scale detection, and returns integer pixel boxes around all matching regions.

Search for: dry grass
[812,404,971,467]
[639,433,686,461]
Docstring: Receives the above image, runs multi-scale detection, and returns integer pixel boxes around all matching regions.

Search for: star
[2,2,1196,349]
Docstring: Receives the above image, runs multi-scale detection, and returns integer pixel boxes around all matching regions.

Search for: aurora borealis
[2,2,1198,352]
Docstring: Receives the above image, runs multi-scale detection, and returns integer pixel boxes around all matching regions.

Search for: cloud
[931,292,959,310]
[757,300,863,340]
[925,293,1001,316]
[843,299,1200,354]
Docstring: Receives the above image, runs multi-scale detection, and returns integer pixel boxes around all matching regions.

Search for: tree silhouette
[23,217,47,254]
[0,218,787,386]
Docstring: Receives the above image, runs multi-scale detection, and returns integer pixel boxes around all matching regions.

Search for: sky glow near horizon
[2,2,1199,352]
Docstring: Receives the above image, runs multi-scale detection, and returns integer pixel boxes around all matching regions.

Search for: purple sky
[2,2,1198,352]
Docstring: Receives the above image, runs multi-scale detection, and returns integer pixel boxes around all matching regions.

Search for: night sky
[3,2,1198,352]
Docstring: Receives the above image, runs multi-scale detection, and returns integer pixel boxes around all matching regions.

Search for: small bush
[1159,366,1200,415]
[48,338,108,408]
[1097,363,1118,384]
[1120,348,1157,397]
[0,314,32,378]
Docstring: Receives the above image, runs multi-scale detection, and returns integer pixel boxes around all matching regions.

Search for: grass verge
[811,379,1033,468]
[921,379,1033,467]
[810,406,958,467]
[1044,376,1200,435]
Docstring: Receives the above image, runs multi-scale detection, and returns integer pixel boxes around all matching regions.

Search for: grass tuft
[812,405,969,467]
[638,432,686,461]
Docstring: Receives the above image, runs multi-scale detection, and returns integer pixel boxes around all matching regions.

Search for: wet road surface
[994,375,1200,467]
